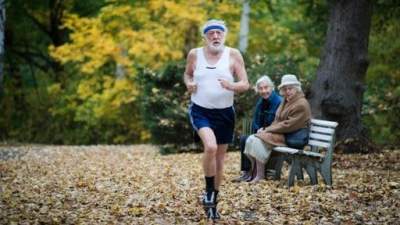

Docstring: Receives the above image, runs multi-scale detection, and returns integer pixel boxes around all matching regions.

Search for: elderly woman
[244,74,311,182]
[232,75,282,182]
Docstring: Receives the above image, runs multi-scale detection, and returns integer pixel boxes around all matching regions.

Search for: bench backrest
[308,119,338,150]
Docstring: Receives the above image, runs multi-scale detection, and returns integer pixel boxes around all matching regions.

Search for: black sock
[205,176,215,193]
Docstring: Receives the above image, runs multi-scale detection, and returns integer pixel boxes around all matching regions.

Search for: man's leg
[203,143,227,220]
[197,127,221,219]
[198,127,218,178]
[197,128,217,200]
[215,144,228,189]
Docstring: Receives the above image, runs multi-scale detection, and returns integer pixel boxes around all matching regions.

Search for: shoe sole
[206,207,221,220]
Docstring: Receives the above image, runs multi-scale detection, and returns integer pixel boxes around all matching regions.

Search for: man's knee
[204,144,218,155]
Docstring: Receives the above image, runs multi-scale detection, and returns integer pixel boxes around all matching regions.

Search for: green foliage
[237,54,300,112]
[46,82,145,144]
[136,62,193,145]
[362,2,400,146]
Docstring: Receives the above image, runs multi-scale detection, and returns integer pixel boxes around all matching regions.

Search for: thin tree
[238,0,250,53]
[309,0,376,153]
[0,0,4,96]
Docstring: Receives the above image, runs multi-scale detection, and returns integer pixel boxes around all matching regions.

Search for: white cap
[278,74,301,90]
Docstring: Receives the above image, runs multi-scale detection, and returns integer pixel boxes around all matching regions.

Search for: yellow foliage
[47,84,62,95]
[140,130,151,142]
[50,1,241,77]
[48,0,241,134]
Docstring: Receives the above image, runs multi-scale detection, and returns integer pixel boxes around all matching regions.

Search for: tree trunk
[309,0,376,153]
[0,0,5,96]
[238,0,250,53]
[183,23,199,56]
[115,46,127,79]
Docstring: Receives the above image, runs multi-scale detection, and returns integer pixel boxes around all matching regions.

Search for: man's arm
[232,49,249,92]
[183,49,197,93]
[219,48,249,93]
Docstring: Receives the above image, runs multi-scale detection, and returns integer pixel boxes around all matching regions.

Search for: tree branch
[21,7,50,37]
[10,47,55,73]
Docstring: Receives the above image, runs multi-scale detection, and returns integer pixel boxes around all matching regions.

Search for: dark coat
[251,91,282,133]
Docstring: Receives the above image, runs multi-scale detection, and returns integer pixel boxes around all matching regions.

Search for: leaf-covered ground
[0,145,399,224]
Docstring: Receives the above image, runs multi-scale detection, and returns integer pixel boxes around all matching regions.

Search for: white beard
[206,38,225,54]
[208,43,224,54]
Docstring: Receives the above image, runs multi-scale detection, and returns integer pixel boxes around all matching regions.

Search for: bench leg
[320,160,332,186]
[265,155,276,179]
[295,164,304,181]
[273,154,285,180]
[288,155,301,187]
[303,160,318,185]
[285,155,304,181]
[265,152,285,180]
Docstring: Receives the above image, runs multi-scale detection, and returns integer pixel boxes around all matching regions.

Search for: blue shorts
[188,103,235,144]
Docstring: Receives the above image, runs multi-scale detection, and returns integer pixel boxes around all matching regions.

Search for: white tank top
[191,47,234,109]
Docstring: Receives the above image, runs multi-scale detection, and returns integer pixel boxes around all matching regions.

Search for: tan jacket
[255,92,311,147]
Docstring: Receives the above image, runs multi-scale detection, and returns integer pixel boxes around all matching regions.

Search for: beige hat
[278,74,301,90]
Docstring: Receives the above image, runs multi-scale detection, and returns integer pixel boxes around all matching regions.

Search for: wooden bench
[273,119,338,187]
[241,118,338,187]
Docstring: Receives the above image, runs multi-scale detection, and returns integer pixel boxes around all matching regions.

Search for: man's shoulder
[188,48,199,55]
[228,48,244,63]
[187,48,199,60]
[228,47,241,56]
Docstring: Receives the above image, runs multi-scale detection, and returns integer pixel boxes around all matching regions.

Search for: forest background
[1,0,399,152]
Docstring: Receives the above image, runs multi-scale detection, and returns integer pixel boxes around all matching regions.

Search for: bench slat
[311,119,338,128]
[310,126,336,135]
[273,146,299,154]
[302,150,325,158]
[309,133,333,142]
[308,140,331,148]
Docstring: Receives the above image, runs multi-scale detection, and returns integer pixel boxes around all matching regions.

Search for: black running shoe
[206,207,221,220]
[202,191,216,208]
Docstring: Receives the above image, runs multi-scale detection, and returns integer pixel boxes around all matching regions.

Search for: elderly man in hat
[183,19,249,220]
[244,74,311,182]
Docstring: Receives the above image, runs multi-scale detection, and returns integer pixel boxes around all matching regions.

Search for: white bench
[273,119,338,187]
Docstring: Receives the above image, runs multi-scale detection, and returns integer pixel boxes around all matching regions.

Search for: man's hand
[218,78,233,91]
[186,81,197,93]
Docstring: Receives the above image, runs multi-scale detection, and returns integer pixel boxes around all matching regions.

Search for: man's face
[281,85,297,101]
[205,29,225,53]
[257,82,273,100]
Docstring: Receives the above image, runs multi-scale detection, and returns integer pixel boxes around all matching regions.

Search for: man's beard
[207,41,225,53]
